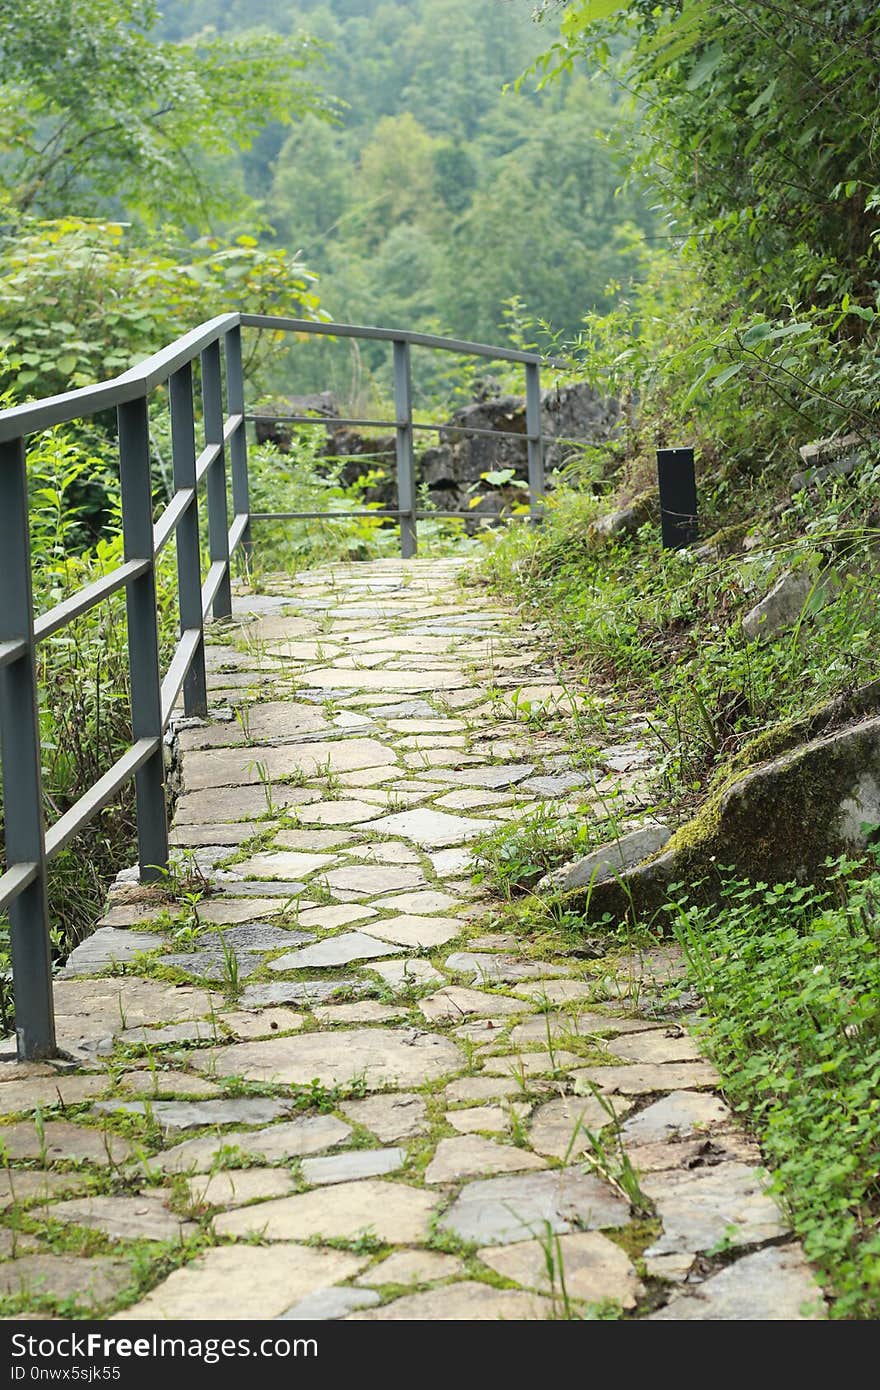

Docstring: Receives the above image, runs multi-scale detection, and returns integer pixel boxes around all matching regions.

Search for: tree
[540,2,880,321]
[0,0,331,227]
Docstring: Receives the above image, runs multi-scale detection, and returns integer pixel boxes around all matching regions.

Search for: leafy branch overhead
[0,0,334,226]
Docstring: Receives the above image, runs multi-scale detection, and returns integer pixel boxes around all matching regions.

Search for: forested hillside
[155,0,655,343]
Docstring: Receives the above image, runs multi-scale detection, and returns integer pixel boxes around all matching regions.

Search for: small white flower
[813,964,824,975]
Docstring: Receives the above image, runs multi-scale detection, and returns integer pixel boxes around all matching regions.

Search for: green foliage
[0,0,331,226]
[472,803,598,899]
[159,0,657,357]
[527,2,879,471]
[667,858,880,1317]
[481,452,880,802]
[0,218,322,400]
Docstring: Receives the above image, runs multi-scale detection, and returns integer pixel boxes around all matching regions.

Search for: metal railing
[0,313,544,1059]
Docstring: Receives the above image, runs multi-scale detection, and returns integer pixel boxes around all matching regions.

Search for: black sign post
[656,446,698,549]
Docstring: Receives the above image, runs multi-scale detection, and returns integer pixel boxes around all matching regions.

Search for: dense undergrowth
[669,859,880,1319]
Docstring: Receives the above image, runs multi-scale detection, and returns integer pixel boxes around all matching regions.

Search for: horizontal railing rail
[0,312,546,1060]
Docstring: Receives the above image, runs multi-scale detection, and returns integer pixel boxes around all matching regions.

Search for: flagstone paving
[0,557,825,1320]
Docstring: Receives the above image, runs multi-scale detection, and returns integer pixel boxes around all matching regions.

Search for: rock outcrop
[253,381,620,523]
[563,694,880,922]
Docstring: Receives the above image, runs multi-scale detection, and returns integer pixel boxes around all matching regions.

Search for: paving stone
[219,1007,305,1039]
[361,915,463,949]
[445,1076,525,1104]
[376,890,462,914]
[61,929,162,976]
[116,1069,221,1098]
[161,948,265,983]
[269,931,400,971]
[197,898,291,923]
[50,1194,196,1242]
[301,1147,406,1186]
[520,774,587,797]
[323,864,426,894]
[429,847,474,876]
[512,979,598,1005]
[335,766,401,787]
[425,1136,546,1184]
[357,807,496,847]
[479,1232,643,1308]
[1,1121,133,1166]
[170,822,264,847]
[484,1050,580,1078]
[240,979,363,1008]
[275,829,355,851]
[419,987,529,1022]
[215,923,311,951]
[444,952,569,984]
[182,738,396,791]
[215,1179,437,1244]
[446,1104,530,1134]
[120,1245,365,1321]
[649,1245,825,1320]
[529,1095,635,1160]
[279,1286,381,1320]
[149,1115,352,1173]
[234,850,337,881]
[603,1027,704,1065]
[439,1169,629,1246]
[0,1073,110,1113]
[118,1020,219,1047]
[644,1252,695,1283]
[196,1029,462,1091]
[93,1097,293,1131]
[452,1018,511,1046]
[295,799,387,826]
[185,1169,297,1208]
[0,1229,39,1257]
[620,1090,734,1146]
[297,668,469,692]
[0,1171,89,1209]
[340,1093,428,1141]
[174,785,320,824]
[370,700,438,719]
[628,1134,761,1174]
[435,788,516,810]
[297,904,377,930]
[467,932,519,950]
[355,1250,463,1287]
[344,842,421,865]
[573,1062,720,1095]
[366,958,445,991]
[349,1280,551,1320]
[430,764,534,790]
[0,1254,133,1308]
[509,1011,655,1045]
[643,1163,788,1256]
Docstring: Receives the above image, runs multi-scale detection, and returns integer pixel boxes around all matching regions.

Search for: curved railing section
[0,313,545,1058]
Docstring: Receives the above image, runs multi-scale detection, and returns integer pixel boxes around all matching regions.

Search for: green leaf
[711,361,744,389]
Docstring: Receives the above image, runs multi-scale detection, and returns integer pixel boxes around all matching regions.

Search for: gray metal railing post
[393,339,418,558]
[0,438,56,1059]
[169,363,208,718]
[118,397,169,881]
[525,361,545,521]
[224,325,252,558]
[201,340,233,617]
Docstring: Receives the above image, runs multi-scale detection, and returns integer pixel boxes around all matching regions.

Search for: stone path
[0,558,825,1320]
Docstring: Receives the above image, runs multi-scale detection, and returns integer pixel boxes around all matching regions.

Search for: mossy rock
[567,709,880,924]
